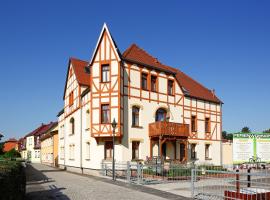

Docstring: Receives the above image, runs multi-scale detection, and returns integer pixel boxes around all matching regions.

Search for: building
[222,139,233,165]
[20,122,57,163]
[58,24,223,173]
[40,122,58,166]
[3,138,18,152]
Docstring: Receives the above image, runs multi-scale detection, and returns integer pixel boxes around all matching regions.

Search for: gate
[191,168,270,199]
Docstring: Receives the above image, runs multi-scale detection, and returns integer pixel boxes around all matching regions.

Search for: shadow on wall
[25,164,70,200]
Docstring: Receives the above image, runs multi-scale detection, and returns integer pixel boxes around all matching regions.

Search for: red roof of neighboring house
[3,139,18,152]
[122,44,222,104]
[24,122,58,138]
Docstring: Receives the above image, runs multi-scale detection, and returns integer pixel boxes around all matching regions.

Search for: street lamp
[111,118,117,181]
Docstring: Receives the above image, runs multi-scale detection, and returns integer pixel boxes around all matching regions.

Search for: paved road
[25,163,188,200]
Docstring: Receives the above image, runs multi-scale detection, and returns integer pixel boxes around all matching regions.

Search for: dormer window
[101,64,110,82]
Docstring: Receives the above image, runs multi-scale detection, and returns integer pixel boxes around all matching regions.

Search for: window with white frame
[60,147,65,160]
[85,142,90,160]
[69,144,75,160]
[205,144,211,159]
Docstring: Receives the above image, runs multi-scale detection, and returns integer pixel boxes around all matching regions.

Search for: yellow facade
[41,126,58,167]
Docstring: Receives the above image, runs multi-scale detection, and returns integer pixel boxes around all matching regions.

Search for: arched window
[132,106,140,127]
[155,108,168,122]
[70,118,75,135]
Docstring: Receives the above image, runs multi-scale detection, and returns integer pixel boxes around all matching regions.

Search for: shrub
[3,148,21,159]
[0,160,26,200]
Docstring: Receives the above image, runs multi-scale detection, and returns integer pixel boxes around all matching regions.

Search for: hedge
[0,160,26,200]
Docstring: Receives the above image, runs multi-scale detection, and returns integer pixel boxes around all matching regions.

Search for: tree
[241,126,251,133]
[263,129,270,133]
[3,148,21,159]
[222,131,233,140]
[0,142,4,155]
[222,131,227,139]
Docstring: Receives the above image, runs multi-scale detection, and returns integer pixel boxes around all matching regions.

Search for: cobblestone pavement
[26,163,189,200]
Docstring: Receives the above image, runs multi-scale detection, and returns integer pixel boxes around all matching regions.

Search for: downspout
[80,96,83,173]
[220,103,223,166]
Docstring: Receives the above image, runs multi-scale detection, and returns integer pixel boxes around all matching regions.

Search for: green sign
[233,133,270,164]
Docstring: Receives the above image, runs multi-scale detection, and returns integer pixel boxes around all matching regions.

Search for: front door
[180,143,185,161]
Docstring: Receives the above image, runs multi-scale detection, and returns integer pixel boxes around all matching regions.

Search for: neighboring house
[19,122,57,163]
[222,139,233,165]
[3,138,18,152]
[58,24,223,173]
[40,122,58,166]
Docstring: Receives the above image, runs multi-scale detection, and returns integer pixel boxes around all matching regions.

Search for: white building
[58,24,223,173]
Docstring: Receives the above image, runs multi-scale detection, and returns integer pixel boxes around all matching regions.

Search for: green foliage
[3,148,21,159]
[0,160,26,200]
[222,131,233,140]
[263,129,270,133]
[241,126,251,133]
[0,142,4,155]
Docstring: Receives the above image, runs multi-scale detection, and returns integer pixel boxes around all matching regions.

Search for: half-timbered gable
[89,24,123,139]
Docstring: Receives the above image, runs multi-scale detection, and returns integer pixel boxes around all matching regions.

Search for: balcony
[149,121,189,138]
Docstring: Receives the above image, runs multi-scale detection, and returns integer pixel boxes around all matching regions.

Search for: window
[86,142,90,160]
[132,141,140,160]
[69,91,74,106]
[205,117,210,133]
[205,144,210,159]
[168,80,174,95]
[60,125,65,139]
[191,144,196,159]
[155,108,167,122]
[60,147,65,160]
[101,64,110,82]
[105,141,113,160]
[70,118,75,135]
[132,106,140,127]
[101,104,110,124]
[151,75,157,92]
[141,73,148,90]
[86,110,90,129]
[191,115,197,132]
[69,144,75,160]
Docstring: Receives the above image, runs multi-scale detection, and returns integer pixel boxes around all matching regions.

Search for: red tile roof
[70,58,90,86]
[122,44,222,104]
[24,122,58,138]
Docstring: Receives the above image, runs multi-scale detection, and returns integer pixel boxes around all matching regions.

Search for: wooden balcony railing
[149,121,189,138]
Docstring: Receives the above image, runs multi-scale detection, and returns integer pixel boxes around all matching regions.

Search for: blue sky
[0,0,269,140]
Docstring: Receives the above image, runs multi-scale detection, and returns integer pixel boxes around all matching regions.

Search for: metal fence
[101,160,197,184]
[191,168,270,200]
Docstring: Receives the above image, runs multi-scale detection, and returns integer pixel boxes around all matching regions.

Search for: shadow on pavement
[26,185,70,200]
[25,164,70,200]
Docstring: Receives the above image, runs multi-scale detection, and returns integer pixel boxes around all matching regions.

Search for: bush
[0,160,26,200]
[3,148,21,159]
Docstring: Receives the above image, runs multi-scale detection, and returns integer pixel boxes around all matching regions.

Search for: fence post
[236,169,240,193]
[191,168,195,198]
[127,161,130,183]
[247,168,251,187]
[137,162,141,184]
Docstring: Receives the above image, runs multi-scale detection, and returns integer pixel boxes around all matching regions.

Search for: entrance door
[162,143,167,159]
[180,143,185,161]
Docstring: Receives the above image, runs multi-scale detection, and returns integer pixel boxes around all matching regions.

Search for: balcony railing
[149,121,189,138]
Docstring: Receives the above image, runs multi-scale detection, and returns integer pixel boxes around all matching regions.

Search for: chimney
[212,89,215,96]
